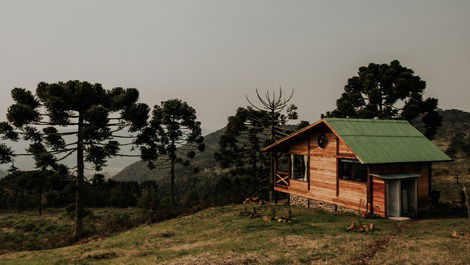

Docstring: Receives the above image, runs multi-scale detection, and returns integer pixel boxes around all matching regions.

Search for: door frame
[386,178,418,217]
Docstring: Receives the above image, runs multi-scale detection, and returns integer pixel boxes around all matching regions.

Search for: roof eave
[260,119,326,152]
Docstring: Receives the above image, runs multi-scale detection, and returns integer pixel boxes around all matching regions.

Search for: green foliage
[181,190,200,209]
[1,80,150,171]
[324,60,442,139]
[137,181,160,210]
[138,99,204,166]
[137,99,204,207]
[446,132,470,159]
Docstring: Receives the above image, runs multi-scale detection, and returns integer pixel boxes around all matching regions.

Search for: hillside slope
[112,128,225,183]
[434,109,470,150]
[1,204,469,265]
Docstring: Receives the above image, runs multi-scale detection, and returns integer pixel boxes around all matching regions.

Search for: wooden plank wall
[288,136,309,155]
[335,180,367,210]
[308,127,338,201]
[290,179,309,193]
[338,139,355,157]
[417,163,430,200]
[372,177,386,217]
[282,124,368,212]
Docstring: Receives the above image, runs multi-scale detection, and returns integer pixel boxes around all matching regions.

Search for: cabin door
[387,178,418,217]
[387,180,401,217]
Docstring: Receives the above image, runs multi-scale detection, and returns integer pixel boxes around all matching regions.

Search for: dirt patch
[83,251,118,260]
[158,231,176,238]
[349,221,409,265]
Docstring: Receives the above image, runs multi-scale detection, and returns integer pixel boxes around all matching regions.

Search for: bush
[65,204,93,219]
[181,190,200,209]
[137,187,160,210]
[101,213,136,233]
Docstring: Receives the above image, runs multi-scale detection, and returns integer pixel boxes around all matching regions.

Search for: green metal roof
[325,118,452,164]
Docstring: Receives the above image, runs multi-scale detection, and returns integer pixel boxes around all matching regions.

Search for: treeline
[0,169,256,217]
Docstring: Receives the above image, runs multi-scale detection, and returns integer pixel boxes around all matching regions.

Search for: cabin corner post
[367,165,372,214]
[335,137,339,197]
[307,134,311,190]
[428,162,432,198]
[288,154,292,179]
[273,154,278,189]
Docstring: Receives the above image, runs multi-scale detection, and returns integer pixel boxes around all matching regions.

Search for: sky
[0,0,469,173]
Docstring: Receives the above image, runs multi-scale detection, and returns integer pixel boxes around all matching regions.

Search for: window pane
[292,154,307,181]
[339,159,366,182]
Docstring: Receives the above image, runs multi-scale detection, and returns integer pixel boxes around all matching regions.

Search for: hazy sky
[1,0,469,173]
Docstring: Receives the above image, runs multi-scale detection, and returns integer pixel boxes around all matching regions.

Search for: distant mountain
[112,128,225,183]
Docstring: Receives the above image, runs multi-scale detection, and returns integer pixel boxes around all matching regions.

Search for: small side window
[339,159,367,182]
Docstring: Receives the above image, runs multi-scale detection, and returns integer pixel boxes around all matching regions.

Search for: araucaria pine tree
[324,60,442,139]
[137,99,205,209]
[214,106,271,198]
[0,81,149,238]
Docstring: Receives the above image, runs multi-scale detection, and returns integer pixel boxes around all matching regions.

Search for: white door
[387,180,401,217]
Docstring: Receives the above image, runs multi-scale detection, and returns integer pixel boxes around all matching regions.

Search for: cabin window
[338,159,367,182]
[291,154,308,181]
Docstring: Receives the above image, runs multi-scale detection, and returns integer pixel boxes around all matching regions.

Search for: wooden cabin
[261,118,451,218]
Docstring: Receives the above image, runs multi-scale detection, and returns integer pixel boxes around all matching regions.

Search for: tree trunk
[463,186,470,220]
[251,150,258,196]
[268,110,275,202]
[170,157,175,209]
[74,112,84,239]
[38,185,42,216]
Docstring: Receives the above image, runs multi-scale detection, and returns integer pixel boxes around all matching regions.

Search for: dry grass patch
[164,251,270,265]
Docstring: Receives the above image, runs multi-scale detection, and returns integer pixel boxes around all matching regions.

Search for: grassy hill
[1,204,469,265]
[112,128,225,183]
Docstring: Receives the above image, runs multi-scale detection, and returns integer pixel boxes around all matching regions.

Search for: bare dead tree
[246,87,298,202]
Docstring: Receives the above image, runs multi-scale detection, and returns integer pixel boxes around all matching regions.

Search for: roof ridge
[325,118,408,123]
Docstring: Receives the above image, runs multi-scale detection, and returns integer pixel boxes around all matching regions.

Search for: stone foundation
[290,194,358,215]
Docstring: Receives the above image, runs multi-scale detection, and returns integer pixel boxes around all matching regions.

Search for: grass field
[0,173,469,265]
[0,203,469,265]
[0,208,146,253]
